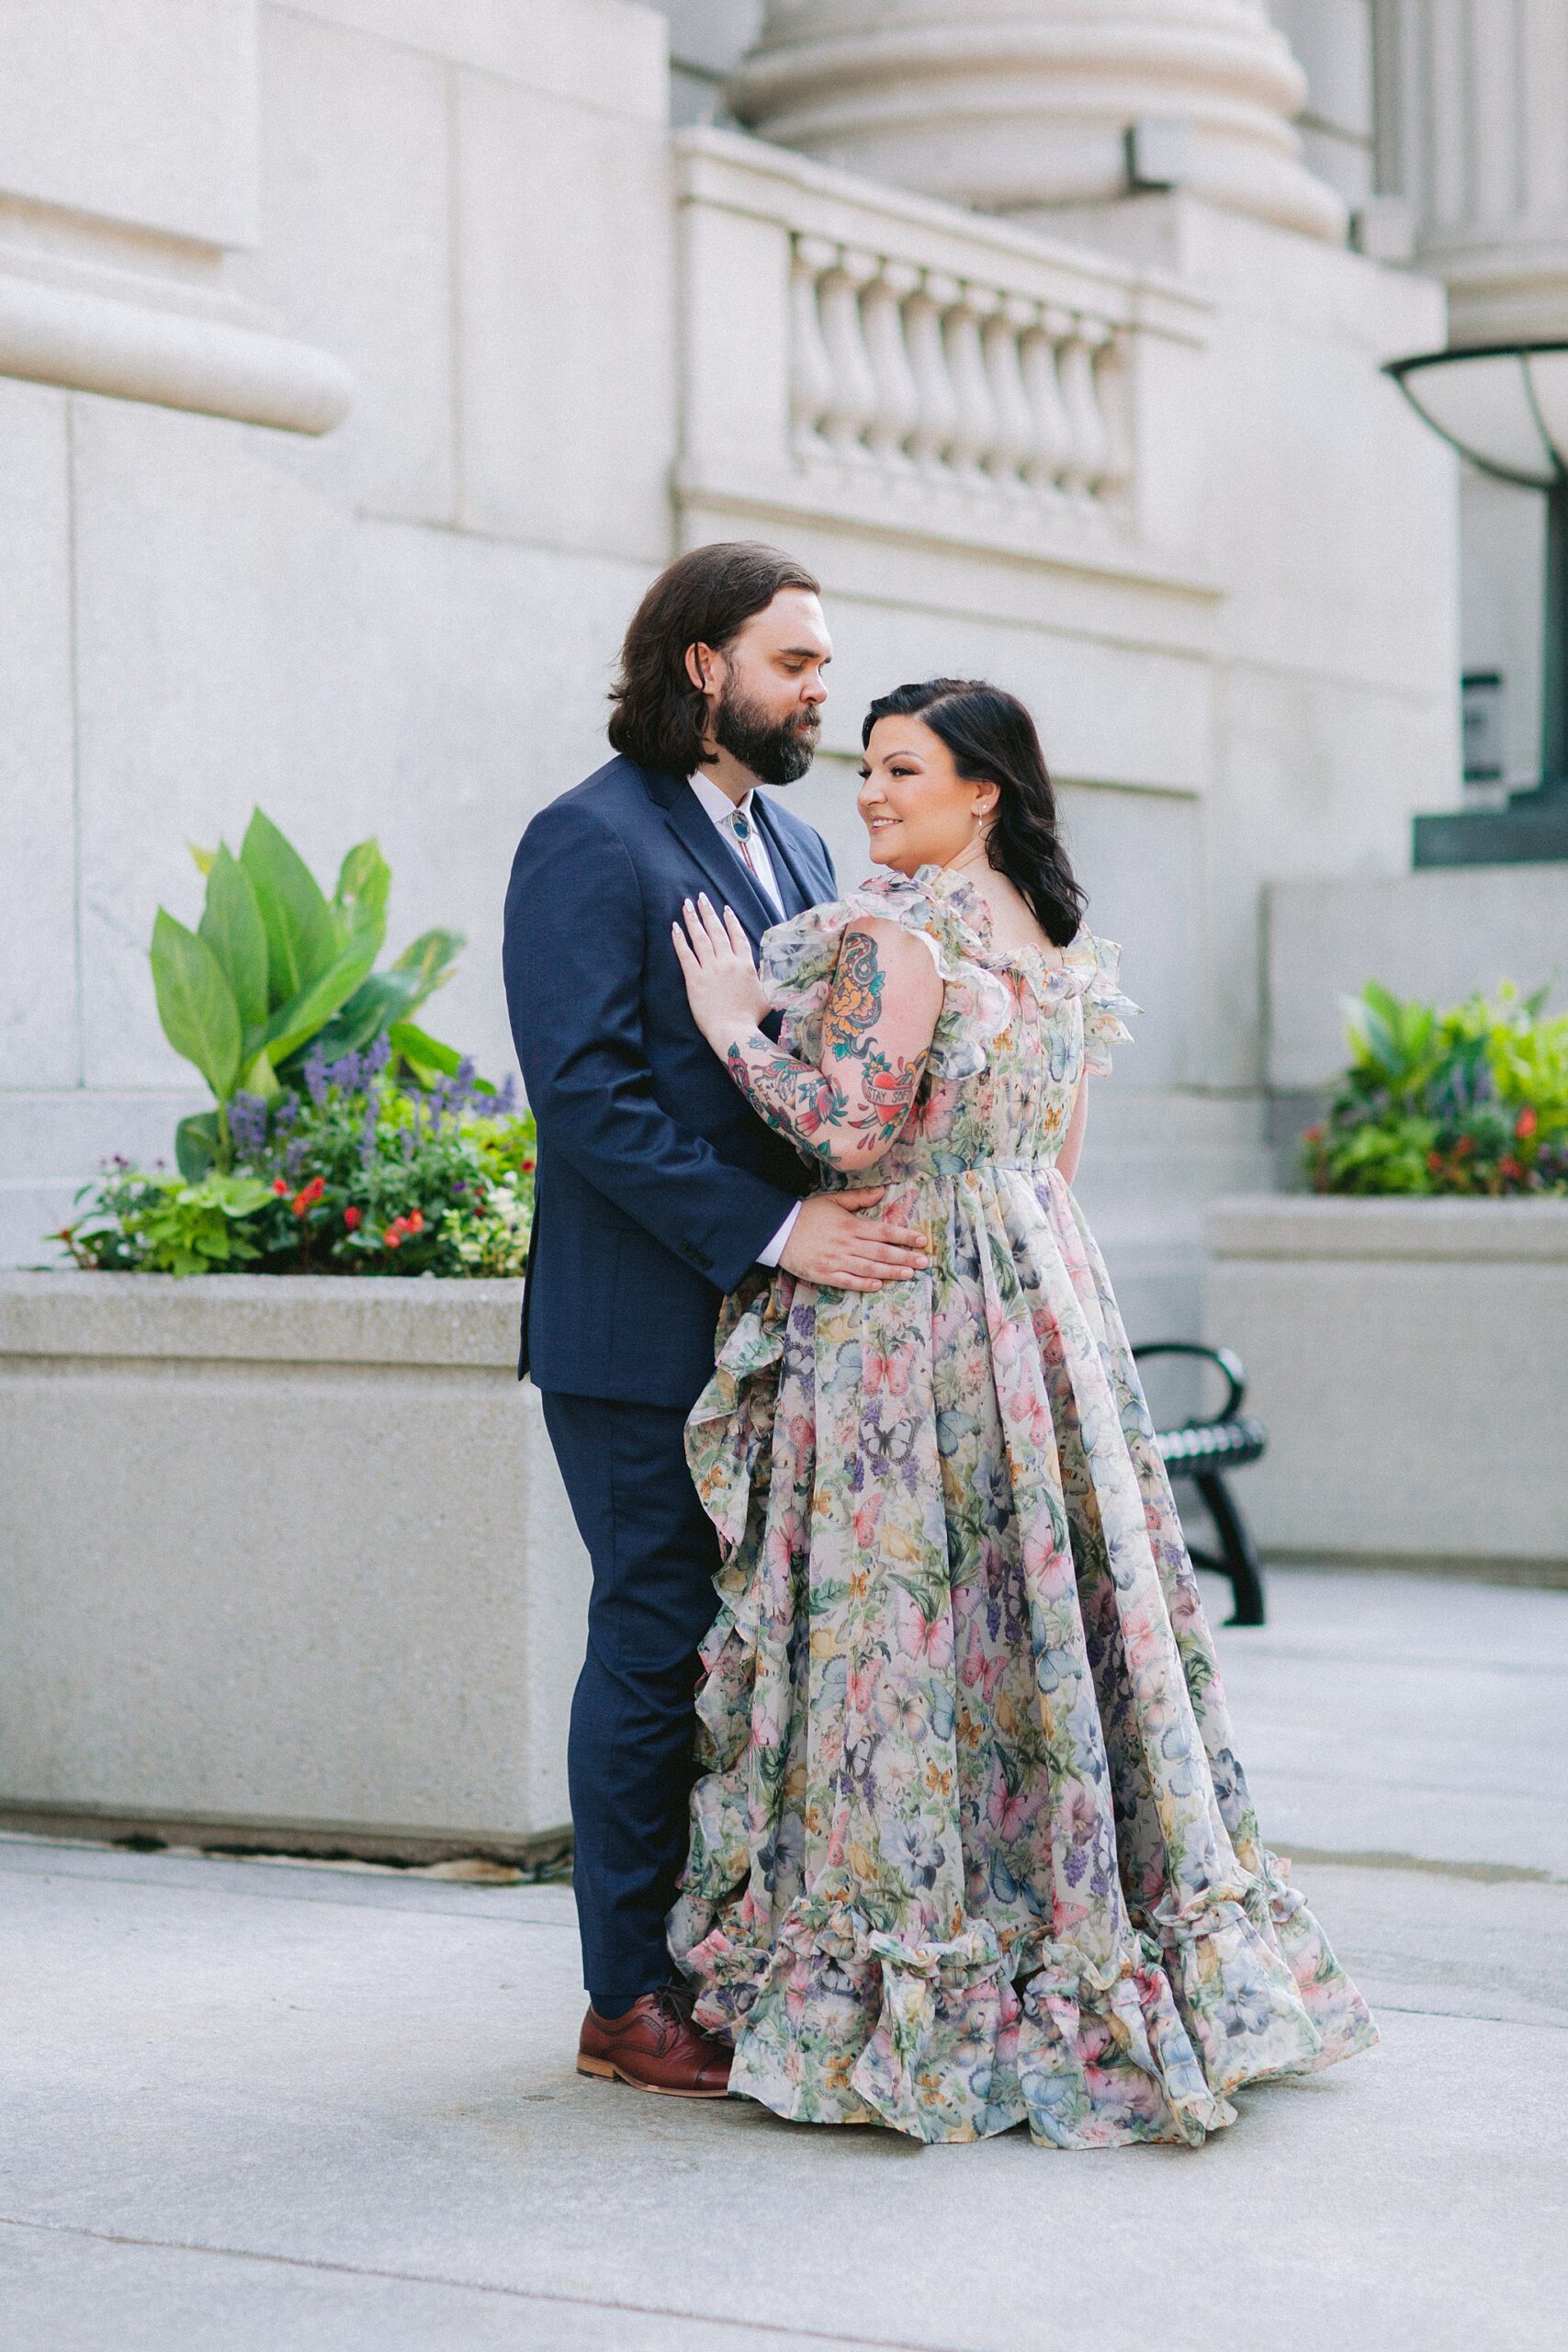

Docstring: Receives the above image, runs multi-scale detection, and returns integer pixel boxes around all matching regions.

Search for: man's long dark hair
[863,679,1087,946]
[608,541,821,777]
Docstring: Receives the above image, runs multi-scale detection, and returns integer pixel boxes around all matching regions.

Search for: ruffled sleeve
[1076,933,1139,1077]
[760,867,1011,1082]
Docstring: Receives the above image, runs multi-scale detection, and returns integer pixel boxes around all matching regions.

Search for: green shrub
[60,1046,535,1279]
[63,1170,278,1276]
[1304,979,1568,1197]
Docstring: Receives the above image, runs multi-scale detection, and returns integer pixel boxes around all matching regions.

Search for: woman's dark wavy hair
[862,679,1087,946]
[608,541,821,777]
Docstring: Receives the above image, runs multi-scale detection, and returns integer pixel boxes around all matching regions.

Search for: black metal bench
[1132,1341,1268,1628]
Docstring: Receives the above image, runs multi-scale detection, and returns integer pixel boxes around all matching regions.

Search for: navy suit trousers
[541,1388,722,2011]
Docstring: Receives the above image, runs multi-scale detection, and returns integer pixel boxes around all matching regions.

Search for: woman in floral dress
[668,677,1376,2148]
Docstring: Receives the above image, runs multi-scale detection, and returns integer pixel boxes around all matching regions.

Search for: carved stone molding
[729,1,1347,243]
[0,0,351,434]
[0,244,353,435]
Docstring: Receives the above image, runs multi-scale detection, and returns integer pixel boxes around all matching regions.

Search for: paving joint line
[7,1833,1562,1895]
[0,2217,963,2352]
[0,1854,579,1926]
[1361,2001,1568,2031]
[1283,1846,1566,1887]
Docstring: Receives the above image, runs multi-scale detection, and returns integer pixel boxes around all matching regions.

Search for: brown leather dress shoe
[577,1986,732,2098]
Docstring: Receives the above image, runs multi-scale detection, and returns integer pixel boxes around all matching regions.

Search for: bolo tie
[730,807,761,878]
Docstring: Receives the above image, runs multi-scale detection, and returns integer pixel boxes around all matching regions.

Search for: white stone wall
[1267,865,1568,1095]
[2,0,678,1262]
[681,151,1454,1320]
[0,0,1461,1352]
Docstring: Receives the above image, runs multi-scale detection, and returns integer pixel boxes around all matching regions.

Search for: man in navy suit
[503,544,928,2096]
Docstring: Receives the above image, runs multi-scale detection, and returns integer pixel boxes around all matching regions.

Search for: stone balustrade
[787,232,1129,510]
[676,128,1212,580]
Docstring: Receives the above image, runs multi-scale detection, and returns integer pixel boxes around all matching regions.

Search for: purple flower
[228,1091,270,1159]
[274,1092,300,1132]
[325,1050,364,1095]
[284,1136,308,1181]
[365,1033,391,1078]
[358,1096,379,1170]
[492,1074,517,1115]
[303,1047,329,1106]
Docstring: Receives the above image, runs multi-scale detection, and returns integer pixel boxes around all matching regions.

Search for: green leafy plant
[1304,978,1568,1197]
[152,810,464,1178]
[61,1169,277,1276]
[59,1048,536,1280]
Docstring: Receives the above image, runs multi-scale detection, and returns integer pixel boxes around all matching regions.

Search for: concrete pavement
[4,1568,1565,2352]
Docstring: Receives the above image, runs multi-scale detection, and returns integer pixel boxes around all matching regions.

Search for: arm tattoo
[724,931,928,1165]
[822,931,883,1061]
[727,1041,852,1162]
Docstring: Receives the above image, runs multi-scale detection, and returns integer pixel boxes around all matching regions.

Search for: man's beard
[709,678,820,786]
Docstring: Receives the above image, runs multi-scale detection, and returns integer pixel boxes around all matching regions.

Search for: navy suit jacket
[502,755,839,1408]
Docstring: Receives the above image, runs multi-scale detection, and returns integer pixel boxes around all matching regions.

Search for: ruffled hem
[673,1860,1373,2148]
[684,1268,788,1559]
[675,1857,1375,2147]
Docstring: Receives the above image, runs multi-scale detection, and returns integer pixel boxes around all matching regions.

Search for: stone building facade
[0,0,1553,1332]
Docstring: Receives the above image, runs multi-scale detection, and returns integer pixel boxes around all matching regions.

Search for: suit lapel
[652,770,781,945]
[752,795,819,918]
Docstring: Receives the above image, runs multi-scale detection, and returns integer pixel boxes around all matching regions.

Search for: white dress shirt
[684,775,800,1269]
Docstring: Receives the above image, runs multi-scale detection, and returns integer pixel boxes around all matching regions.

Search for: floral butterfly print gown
[668,868,1376,2147]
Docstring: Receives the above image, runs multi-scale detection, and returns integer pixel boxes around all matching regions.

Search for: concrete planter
[1206,1196,1568,1577]
[0,1272,590,1859]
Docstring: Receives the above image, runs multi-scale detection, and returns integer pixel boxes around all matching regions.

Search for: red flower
[1427,1150,1444,1173]
[521,1157,536,1173]
[291,1176,326,1218]
[272,1177,289,1196]
[406,1207,424,1234]
[1499,1155,1524,1182]
[344,1205,362,1230]
[1517,1106,1539,1140]
[384,1227,401,1249]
